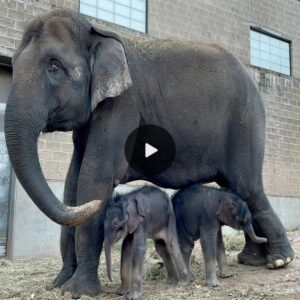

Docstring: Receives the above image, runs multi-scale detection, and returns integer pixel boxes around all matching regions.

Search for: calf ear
[127,196,148,234]
[90,27,132,112]
[216,197,236,225]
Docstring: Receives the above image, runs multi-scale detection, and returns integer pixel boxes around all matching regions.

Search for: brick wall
[249,68,300,197]
[1,0,300,197]
[148,0,300,78]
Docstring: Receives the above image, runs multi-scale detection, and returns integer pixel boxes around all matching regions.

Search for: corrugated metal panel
[0,239,6,256]
[0,65,12,257]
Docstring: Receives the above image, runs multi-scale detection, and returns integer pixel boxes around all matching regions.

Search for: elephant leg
[238,190,293,268]
[61,171,114,298]
[52,131,85,289]
[224,151,294,268]
[216,230,233,278]
[154,239,178,284]
[116,235,133,295]
[200,230,219,287]
[222,119,294,269]
[51,227,77,289]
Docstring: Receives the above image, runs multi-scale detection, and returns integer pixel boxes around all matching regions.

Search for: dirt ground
[0,231,299,300]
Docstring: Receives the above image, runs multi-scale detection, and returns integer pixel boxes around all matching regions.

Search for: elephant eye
[48,60,60,73]
[113,221,119,228]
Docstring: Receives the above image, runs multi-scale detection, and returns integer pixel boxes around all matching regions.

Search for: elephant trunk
[104,238,113,282]
[4,96,102,226]
[245,223,267,244]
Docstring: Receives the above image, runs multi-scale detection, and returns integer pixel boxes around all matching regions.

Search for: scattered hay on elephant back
[0,231,299,300]
[126,36,220,59]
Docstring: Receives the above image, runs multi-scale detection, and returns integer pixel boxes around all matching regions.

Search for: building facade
[0,0,299,258]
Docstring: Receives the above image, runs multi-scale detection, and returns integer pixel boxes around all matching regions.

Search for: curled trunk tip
[64,199,103,226]
[245,224,268,244]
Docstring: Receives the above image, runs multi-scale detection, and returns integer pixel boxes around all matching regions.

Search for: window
[80,0,147,33]
[250,29,291,76]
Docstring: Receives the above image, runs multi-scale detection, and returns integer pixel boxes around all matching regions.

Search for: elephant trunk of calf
[104,239,113,282]
[4,95,102,226]
[245,223,267,244]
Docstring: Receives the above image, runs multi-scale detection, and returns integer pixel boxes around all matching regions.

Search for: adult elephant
[5,10,293,297]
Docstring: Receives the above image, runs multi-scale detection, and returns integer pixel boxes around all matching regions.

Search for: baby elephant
[104,186,189,300]
[172,184,267,287]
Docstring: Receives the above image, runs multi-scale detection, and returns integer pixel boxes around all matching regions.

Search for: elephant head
[4,10,132,225]
[216,195,267,244]
[104,194,147,281]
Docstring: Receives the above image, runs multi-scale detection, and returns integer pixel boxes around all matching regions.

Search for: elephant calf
[104,186,190,300]
[172,184,267,287]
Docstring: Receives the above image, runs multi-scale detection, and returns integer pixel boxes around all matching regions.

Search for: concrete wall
[8,180,62,259]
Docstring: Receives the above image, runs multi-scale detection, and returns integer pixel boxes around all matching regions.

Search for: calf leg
[165,216,190,285]
[117,235,134,295]
[127,224,147,300]
[200,230,219,287]
[154,240,177,283]
[175,219,195,279]
[216,230,233,278]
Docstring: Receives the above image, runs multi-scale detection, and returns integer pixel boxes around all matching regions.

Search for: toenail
[275,259,285,267]
[286,257,291,263]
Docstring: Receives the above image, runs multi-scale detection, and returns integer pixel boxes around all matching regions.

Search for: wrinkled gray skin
[172,185,267,287]
[104,186,190,300]
[4,9,293,298]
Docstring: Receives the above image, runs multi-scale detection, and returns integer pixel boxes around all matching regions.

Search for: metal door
[0,64,12,256]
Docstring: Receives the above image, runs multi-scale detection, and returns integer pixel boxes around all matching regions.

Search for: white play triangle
[145,143,158,158]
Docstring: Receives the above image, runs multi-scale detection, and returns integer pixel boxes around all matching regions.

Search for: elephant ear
[216,196,236,226]
[90,26,132,112]
[127,195,148,234]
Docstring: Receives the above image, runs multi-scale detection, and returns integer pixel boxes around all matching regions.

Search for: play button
[145,143,158,158]
[124,125,176,177]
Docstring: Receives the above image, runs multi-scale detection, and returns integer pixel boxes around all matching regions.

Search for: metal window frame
[79,0,148,33]
[250,26,292,76]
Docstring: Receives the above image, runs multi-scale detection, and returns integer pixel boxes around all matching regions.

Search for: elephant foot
[177,272,192,287]
[166,276,178,284]
[178,278,190,287]
[49,266,76,289]
[219,269,233,278]
[126,283,143,300]
[116,285,129,295]
[266,241,294,269]
[238,238,294,268]
[126,290,143,300]
[61,268,101,298]
[206,277,219,287]
[238,244,267,266]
